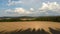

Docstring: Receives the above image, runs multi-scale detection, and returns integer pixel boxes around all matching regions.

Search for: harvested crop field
[0,21,60,34]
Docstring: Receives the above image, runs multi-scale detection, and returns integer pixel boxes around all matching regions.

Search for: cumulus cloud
[39,2,60,11]
[37,2,60,16]
[30,8,34,11]
[15,8,32,14]
[38,2,60,16]
[15,8,25,13]
[5,8,32,16]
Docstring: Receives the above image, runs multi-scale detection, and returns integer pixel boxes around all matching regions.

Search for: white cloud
[30,8,34,11]
[39,2,60,11]
[15,8,25,13]
[5,8,32,15]
[8,0,23,6]
[38,2,60,15]
[37,2,60,16]
[15,8,32,14]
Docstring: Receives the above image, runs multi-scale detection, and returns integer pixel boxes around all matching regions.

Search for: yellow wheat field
[0,21,60,34]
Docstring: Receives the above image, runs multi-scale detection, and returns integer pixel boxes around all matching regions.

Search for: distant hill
[0,16,60,22]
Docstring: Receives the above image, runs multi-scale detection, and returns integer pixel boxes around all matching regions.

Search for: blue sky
[0,0,60,17]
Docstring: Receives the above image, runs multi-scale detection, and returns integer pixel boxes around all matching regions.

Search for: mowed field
[0,21,60,33]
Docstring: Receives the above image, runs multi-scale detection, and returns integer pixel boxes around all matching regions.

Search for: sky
[0,0,60,17]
